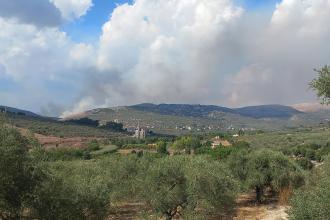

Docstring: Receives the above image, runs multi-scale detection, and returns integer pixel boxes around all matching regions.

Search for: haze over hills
[3,103,330,135]
[63,103,330,134]
[291,102,330,113]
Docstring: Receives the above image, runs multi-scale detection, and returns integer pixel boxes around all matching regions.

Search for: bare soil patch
[16,127,100,149]
[234,194,288,220]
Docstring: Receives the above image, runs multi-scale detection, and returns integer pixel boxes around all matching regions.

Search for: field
[239,127,330,149]
[7,114,127,138]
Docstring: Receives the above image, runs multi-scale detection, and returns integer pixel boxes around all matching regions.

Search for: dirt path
[234,194,288,220]
[107,195,289,220]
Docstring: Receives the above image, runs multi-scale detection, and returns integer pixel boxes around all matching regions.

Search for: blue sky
[62,0,133,43]
[239,0,280,9]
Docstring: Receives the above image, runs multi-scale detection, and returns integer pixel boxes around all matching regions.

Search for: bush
[0,126,43,218]
[156,141,168,155]
[197,145,239,160]
[139,156,237,219]
[31,161,112,220]
[295,158,313,170]
[87,139,100,151]
[172,136,201,154]
[228,149,304,203]
[36,147,86,161]
[290,157,330,220]
[249,150,304,203]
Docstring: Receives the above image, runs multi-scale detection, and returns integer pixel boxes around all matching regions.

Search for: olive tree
[140,156,237,219]
[228,150,304,203]
[310,65,330,104]
[247,150,304,203]
[289,156,330,220]
[172,136,201,154]
[0,126,43,218]
[31,161,112,220]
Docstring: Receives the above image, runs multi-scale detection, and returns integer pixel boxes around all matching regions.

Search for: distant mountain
[234,105,303,119]
[131,103,302,119]
[63,103,328,135]
[0,106,40,117]
[130,103,235,118]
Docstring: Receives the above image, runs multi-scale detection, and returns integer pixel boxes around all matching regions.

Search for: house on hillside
[211,136,231,149]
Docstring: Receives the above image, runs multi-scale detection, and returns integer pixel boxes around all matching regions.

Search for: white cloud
[84,0,243,109]
[1,0,330,116]
[0,17,88,115]
[271,0,330,37]
[50,0,93,20]
[223,0,330,107]
[0,0,62,27]
[63,0,330,115]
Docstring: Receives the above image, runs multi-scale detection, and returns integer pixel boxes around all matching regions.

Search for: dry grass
[278,187,292,206]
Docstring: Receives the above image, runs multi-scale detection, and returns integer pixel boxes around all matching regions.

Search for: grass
[6,114,127,138]
[90,145,119,155]
[239,127,330,149]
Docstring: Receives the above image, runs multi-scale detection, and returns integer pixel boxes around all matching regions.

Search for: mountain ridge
[0,105,40,117]
[130,103,303,119]
[2,103,330,135]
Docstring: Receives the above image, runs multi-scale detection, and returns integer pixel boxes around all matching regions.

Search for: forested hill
[0,105,40,117]
[4,103,330,135]
[130,103,303,119]
[71,103,324,134]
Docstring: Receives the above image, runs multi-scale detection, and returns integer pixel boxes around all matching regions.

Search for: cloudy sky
[0,0,329,117]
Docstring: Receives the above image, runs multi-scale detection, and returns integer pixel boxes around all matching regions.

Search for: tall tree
[310,65,330,104]
[0,126,43,218]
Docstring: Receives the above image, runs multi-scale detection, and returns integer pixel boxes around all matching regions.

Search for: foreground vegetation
[3,122,330,219]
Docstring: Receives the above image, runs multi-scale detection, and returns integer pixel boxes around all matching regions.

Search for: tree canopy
[310,65,330,104]
[290,156,330,220]
[0,126,43,218]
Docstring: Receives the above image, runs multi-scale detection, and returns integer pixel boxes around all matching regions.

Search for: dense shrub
[295,158,313,170]
[99,121,124,132]
[139,156,237,219]
[31,161,112,220]
[32,147,87,161]
[290,157,330,220]
[0,126,43,218]
[87,139,100,151]
[156,140,168,155]
[172,136,201,153]
[197,145,238,160]
[228,149,304,203]
[67,118,99,127]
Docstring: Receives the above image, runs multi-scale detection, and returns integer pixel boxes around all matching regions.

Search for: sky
[0,0,329,117]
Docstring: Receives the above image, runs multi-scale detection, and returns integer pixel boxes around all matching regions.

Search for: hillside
[132,103,303,119]
[67,103,330,134]
[234,105,302,119]
[1,110,127,139]
[0,105,40,117]
[4,103,330,136]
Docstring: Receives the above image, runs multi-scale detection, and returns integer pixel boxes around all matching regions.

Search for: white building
[134,124,147,139]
